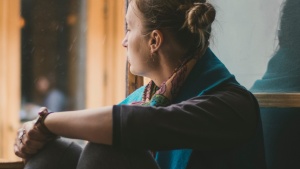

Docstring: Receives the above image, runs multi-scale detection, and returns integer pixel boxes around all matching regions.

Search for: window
[209,0,300,107]
[0,0,127,160]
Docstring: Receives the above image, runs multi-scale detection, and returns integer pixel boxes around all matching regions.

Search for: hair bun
[185,2,216,34]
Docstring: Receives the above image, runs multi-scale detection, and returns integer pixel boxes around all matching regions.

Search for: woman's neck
[149,55,184,86]
[148,34,188,86]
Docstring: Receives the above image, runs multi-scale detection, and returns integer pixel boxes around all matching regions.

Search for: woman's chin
[129,67,144,77]
[129,67,138,75]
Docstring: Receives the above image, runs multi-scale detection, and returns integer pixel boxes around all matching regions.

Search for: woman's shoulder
[205,83,259,112]
[208,84,256,101]
[186,84,260,132]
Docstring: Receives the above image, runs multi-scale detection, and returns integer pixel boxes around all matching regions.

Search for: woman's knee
[77,143,159,169]
[25,138,82,169]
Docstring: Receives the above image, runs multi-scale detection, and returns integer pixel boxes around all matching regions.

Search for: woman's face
[122,2,153,77]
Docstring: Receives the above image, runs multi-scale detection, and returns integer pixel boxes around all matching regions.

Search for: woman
[14,0,266,168]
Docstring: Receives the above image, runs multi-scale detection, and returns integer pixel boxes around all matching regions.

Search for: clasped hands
[14,107,56,162]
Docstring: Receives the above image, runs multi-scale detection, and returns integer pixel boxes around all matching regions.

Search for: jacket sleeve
[112,85,259,151]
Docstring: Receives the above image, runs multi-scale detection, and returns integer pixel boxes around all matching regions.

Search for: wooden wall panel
[86,0,106,108]
[86,0,126,108]
[0,0,21,160]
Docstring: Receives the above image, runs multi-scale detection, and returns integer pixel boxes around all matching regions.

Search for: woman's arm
[44,106,113,145]
[14,106,113,160]
[15,84,257,158]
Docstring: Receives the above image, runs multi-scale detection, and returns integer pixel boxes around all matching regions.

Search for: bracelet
[35,107,57,139]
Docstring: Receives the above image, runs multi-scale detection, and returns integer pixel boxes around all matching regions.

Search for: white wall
[209,0,285,89]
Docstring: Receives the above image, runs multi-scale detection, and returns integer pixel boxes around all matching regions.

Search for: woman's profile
[14,0,266,169]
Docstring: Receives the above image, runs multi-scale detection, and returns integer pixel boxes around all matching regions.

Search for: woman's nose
[122,33,128,48]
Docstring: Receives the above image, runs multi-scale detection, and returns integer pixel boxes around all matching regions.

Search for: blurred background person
[35,74,66,112]
[20,74,66,121]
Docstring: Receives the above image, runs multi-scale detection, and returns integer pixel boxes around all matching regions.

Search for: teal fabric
[155,150,193,169]
[251,48,300,93]
[250,49,300,168]
[119,48,239,169]
[119,86,145,105]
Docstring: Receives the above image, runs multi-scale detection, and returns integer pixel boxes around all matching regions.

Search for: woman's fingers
[14,129,27,158]
[14,108,53,160]
[14,120,48,159]
[14,138,31,159]
[22,135,45,153]
[27,126,48,141]
[19,127,47,155]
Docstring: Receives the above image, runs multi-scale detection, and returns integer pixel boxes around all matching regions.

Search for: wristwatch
[34,107,57,140]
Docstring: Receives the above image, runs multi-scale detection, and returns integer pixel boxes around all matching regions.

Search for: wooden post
[0,0,21,160]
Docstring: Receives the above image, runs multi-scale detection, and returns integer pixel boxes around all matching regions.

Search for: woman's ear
[149,30,163,53]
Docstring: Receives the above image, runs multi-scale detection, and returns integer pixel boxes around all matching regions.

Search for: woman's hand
[14,107,55,161]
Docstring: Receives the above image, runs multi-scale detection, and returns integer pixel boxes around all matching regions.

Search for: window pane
[210,0,300,93]
[20,0,126,121]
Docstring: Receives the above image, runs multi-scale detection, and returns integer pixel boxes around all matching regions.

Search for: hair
[129,0,216,59]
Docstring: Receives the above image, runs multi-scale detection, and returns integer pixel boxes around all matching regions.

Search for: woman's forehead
[126,3,141,25]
